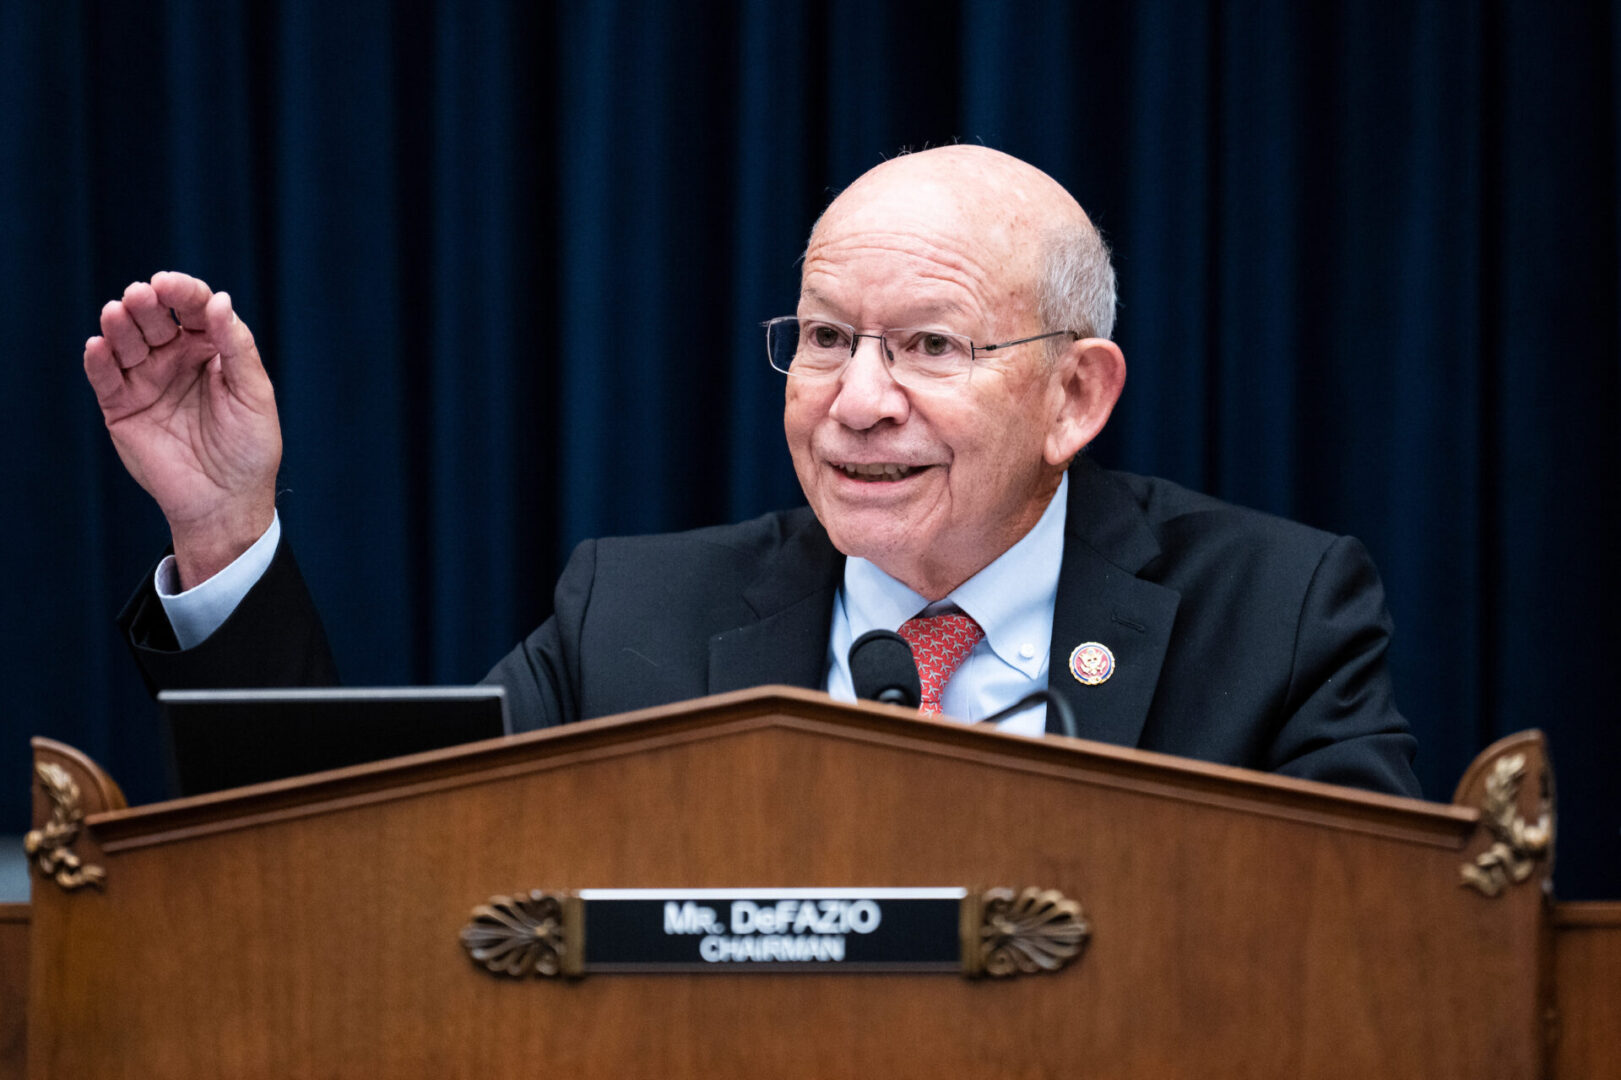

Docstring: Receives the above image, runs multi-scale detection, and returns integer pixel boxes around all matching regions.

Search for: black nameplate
[579,888,965,972]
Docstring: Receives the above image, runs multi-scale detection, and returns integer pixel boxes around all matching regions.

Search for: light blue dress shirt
[823,472,1068,735]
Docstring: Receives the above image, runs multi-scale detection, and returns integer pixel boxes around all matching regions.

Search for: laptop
[159,686,509,797]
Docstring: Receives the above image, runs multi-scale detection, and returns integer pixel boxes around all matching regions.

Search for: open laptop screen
[159,686,508,797]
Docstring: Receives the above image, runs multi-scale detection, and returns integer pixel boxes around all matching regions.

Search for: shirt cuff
[155,511,282,650]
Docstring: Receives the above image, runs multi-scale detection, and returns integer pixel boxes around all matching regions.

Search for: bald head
[808,147,1116,342]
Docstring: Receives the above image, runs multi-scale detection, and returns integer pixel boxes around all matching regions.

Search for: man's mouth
[832,461,928,482]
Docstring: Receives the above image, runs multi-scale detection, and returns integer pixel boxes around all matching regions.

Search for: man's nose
[828,335,909,430]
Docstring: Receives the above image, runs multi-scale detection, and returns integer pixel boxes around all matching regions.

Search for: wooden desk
[11,691,1611,1077]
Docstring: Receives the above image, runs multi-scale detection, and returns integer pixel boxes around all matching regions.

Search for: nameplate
[585,887,962,971]
[460,885,1090,980]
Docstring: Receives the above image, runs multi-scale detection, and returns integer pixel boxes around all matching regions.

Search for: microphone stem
[978,690,1078,739]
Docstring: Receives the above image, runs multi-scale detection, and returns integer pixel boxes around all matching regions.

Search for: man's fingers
[152,271,214,331]
[99,300,149,369]
[83,336,126,403]
[204,292,268,393]
[123,281,181,349]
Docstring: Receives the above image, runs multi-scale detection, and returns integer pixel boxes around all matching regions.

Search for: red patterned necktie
[896,612,985,715]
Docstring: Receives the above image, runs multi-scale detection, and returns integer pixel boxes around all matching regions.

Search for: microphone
[848,629,921,709]
[848,630,1078,739]
[977,689,1079,739]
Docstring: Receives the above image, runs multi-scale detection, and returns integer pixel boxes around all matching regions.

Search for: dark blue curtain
[3,0,1617,899]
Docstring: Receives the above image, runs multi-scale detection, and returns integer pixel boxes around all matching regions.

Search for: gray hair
[1038,220,1117,345]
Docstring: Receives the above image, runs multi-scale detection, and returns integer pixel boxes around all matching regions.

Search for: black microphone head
[848,629,922,709]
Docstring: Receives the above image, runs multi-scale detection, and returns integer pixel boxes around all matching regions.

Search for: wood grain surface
[1552,902,1621,1079]
[0,902,28,1080]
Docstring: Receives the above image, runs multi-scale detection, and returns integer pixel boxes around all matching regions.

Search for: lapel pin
[1069,642,1116,686]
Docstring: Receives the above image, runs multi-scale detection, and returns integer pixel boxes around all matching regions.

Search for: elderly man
[85,146,1420,796]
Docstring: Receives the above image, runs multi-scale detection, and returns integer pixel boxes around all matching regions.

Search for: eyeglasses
[764,316,1079,388]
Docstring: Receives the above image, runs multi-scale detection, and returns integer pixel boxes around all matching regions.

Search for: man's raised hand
[83,272,282,589]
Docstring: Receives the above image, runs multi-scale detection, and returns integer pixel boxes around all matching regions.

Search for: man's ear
[1045,337,1127,466]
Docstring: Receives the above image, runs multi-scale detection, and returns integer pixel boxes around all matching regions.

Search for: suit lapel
[1046,459,1181,746]
[708,513,844,693]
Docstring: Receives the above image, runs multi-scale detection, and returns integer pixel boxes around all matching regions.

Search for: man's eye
[807,324,846,350]
[900,332,962,358]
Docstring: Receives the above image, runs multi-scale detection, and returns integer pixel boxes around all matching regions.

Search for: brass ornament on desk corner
[461,890,581,978]
[971,886,1090,977]
[23,762,107,892]
[1460,752,1553,897]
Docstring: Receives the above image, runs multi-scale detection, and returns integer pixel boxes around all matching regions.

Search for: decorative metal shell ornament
[979,886,1090,976]
[460,891,568,977]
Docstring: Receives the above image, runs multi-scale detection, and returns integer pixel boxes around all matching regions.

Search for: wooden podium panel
[0,903,26,1080]
[23,688,1552,1079]
[1551,903,1621,1078]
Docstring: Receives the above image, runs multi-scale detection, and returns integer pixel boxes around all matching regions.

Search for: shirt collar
[840,471,1068,679]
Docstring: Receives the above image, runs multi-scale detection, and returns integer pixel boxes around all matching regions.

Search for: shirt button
[1019,643,1036,659]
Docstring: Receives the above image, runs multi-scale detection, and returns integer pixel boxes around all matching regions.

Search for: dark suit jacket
[120,457,1422,797]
